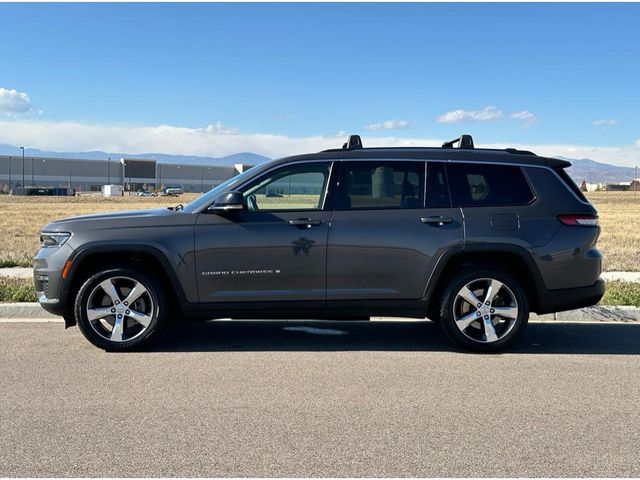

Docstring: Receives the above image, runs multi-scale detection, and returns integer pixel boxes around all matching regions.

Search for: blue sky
[0,3,638,165]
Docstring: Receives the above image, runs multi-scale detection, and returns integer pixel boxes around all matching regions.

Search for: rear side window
[337,161,425,209]
[447,162,534,207]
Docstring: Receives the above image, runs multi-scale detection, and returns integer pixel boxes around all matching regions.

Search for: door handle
[421,216,453,226]
[288,218,323,228]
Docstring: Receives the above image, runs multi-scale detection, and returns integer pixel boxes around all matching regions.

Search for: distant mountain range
[0,143,635,183]
[0,144,271,167]
[561,157,637,184]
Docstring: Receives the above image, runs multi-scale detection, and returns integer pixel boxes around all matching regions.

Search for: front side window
[447,162,534,207]
[337,161,425,210]
[241,162,332,211]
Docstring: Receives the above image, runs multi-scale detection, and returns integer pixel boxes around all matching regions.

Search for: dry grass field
[586,191,640,271]
[0,191,638,271]
[0,193,200,268]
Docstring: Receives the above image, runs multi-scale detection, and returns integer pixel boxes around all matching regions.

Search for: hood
[42,207,179,231]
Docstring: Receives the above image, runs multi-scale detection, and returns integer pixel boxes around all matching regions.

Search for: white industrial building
[0,155,246,194]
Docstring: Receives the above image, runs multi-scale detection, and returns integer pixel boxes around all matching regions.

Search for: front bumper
[535,278,606,314]
[33,243,76,318]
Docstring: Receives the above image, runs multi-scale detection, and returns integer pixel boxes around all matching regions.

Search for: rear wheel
[75,267,168,351]
[438,268,529,352]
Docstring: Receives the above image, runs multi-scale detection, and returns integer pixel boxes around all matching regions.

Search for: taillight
[558,214,599,226]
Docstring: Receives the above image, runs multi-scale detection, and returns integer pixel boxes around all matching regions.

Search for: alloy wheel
[452,277,519,343]
[85,276,156,343]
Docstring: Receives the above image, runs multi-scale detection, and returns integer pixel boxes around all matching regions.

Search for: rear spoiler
[545,157,572,169]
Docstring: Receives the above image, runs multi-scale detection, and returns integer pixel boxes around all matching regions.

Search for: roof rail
[442,134,474,149]
[342,134,363,150]
[504,147,537,156]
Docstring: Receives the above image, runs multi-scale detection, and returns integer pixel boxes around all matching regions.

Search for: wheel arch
[424,244,544,317]
[61,243,192,326]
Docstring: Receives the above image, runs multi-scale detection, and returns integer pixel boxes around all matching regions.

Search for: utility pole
[20,147,25,192]
[201,167,204,193]
[31,158,34,186]
[635,166,638,197]
[158,163,162,191]
[7,156,11,192]
[108,157,111,184]
[120,158,126,194]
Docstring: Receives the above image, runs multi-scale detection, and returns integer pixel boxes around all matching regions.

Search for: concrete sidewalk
[0,268,32,279]
[601,271,640,282]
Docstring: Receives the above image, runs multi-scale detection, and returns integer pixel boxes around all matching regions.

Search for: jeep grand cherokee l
[34,134,604,351]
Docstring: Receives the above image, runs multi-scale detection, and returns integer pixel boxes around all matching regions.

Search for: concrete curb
[0,303,60,320]
[531,305,640,323]
[0,302,639,323]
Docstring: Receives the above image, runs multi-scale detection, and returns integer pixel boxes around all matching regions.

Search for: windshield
[182,165,263,213]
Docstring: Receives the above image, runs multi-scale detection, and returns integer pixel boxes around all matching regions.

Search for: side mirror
[209,191,245,212]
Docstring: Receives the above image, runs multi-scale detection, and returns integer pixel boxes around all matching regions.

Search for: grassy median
[0,277,38,302]
[1,276,639,306]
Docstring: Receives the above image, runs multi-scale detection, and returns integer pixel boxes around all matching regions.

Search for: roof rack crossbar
[442,134,474,149]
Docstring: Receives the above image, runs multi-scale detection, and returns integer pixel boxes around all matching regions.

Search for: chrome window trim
[197,155,591,212]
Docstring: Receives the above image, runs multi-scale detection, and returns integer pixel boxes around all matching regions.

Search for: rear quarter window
[554,167,588,203]
[447,162,534,207]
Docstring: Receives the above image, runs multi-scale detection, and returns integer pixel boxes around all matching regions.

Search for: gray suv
[34,134,604,351]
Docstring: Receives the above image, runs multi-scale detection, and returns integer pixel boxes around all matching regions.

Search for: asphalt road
[1,320,640,477]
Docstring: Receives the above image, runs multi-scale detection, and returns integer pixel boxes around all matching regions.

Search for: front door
[195,161,335,305]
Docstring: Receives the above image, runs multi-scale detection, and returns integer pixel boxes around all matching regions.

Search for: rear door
[326,160,464,304]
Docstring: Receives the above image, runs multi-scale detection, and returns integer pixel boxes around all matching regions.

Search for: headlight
[40,232,71,247]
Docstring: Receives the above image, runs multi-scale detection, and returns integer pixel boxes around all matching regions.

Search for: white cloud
[203,121,237,135]
[593,119,618,126]
[0,119,639,167]
[437,106,503,124]
[510,110,537,126]
[0,88,34,116]
[364,119,410,131]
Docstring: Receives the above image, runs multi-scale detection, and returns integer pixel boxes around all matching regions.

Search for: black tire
[74,266,169,351]
[437,267,529,352]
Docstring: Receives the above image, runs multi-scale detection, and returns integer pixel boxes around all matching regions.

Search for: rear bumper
[535,278,605,314]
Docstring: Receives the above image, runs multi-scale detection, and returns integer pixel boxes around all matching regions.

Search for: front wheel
[438,268,529,352]
[75,267,168,351]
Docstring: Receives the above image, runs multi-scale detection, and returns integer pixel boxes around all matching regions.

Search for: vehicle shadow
[147,320,640,355]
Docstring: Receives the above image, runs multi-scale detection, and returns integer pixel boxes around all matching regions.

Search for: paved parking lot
[1,320,640,477]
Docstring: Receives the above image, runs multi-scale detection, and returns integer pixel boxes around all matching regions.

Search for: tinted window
[426,162,451,208]
[555,167,588,202]
[337,161,425,210]
[447,163,534,207]
[241,162,332,211]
